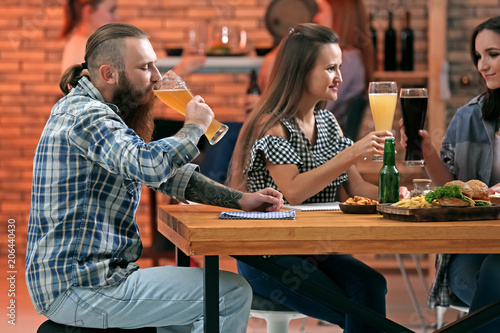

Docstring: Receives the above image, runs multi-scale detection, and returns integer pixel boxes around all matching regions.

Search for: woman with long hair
[229,23,408,332]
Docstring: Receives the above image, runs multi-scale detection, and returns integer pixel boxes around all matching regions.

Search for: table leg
[204,255,219,333]
[175,250,219,332]
[176,247,190,267]
[395,254,428,331]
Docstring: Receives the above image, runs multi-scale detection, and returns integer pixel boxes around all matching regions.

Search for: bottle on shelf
[245,69,261,115]
[400,11,414,71]
[369,12,378,71]
[378,137,400,203]
[384,11,397,71]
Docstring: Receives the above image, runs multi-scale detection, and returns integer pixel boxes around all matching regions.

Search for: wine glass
[368,81,398,161]
[400,88,428,167]
[153,70,228,145]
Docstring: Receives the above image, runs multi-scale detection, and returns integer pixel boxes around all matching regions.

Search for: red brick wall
[2,0,495,257]
[0,0,274,256]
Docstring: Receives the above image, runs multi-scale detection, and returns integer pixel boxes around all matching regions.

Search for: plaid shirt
[26,77,199,314]
[427,254,453,308]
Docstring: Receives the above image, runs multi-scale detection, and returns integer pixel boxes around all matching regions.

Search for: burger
[424,180,491,207]
[466,179,490,204]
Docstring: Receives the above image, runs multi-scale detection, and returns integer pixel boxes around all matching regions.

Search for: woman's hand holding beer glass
[153,70,229,145]
[348,130,393,163]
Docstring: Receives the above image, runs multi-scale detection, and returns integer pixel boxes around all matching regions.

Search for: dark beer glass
[400,88,428,167]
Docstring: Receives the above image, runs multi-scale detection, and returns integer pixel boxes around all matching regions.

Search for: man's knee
[219,271,252,302]
[221,271,251,291]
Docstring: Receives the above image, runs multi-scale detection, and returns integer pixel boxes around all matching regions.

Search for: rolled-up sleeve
[157,163,199,203]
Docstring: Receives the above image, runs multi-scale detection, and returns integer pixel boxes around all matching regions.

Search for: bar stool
[436,295,469,329]
[250,293,307,333]
[37,320,156,333]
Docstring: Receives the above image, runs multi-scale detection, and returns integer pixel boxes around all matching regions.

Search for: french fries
[345,196,378,205]
[391,195,437,208]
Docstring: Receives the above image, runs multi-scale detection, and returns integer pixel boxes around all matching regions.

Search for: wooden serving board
[377,204,500,222]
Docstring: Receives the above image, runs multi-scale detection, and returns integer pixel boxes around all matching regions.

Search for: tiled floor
[1,255,460,332]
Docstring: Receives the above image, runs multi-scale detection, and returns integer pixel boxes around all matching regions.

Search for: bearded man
[27,23,283,332]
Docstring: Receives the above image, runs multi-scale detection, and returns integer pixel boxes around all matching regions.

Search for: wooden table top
[158,204,500,256]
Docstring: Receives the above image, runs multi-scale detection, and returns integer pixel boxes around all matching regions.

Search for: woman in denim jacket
[401,16,500,333]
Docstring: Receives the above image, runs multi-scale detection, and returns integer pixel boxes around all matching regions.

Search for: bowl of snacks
[339,196,379,214]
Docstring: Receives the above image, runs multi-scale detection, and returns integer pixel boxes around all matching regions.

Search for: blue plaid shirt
[26,77,199,314]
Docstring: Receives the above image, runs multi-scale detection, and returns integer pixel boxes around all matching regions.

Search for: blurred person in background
[316,0,374,132]
[60,0,204,76]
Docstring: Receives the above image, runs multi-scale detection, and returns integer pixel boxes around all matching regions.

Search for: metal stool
[37,320,156,333]
[394,253,432,331]
[250,293,307,333]
[436,295,469,329]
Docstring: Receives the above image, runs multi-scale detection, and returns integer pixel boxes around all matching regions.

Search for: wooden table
[158,204,500,332]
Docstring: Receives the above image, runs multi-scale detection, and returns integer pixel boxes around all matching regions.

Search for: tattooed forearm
[185,172,243,209]
[175,124,204,146]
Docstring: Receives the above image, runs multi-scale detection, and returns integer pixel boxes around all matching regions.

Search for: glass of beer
[368,81,398,161]
[153,70,228,145]
[400,88,428,167]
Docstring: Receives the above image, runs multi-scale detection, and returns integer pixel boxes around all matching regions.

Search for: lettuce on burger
[424,180,475,207]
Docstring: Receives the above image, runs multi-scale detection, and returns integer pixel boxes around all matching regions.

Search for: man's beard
[112,72,156,143]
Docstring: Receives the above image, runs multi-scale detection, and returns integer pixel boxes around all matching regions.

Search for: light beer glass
[153,70,228,145]
[368,81,398,161]
[400,88,428,167]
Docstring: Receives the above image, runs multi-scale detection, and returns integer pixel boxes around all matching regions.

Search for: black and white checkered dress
[246,109,354,203]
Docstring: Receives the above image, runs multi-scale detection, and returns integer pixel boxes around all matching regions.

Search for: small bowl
[166,48,183,56]
[339,203,378,214]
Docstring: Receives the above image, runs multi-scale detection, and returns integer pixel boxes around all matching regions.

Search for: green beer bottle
[379,137,400,203]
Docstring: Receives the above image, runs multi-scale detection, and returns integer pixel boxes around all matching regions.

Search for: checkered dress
[246,109,353,204]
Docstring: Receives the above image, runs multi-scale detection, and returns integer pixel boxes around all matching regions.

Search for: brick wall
[0,0,274,258]
[1,0,499,257]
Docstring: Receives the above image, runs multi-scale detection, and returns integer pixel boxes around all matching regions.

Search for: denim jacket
[441,96,496,186]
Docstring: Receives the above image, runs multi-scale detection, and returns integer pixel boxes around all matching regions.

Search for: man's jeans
[46,266,252,332]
